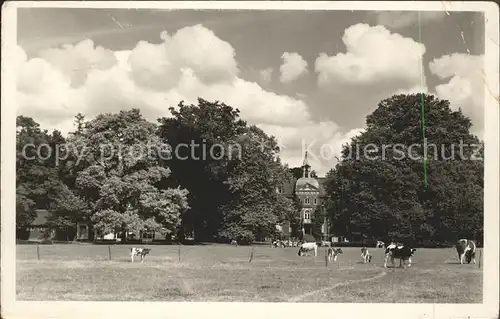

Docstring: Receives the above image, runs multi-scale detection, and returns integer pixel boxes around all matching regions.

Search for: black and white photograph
[1,1,499,319]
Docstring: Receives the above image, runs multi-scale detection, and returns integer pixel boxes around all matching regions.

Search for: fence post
[178,244,181,262]
[478,249,482,269]
[324,248,328,267]
[36,244,40,261]
[249,247,254,263]
[108,245,111,261]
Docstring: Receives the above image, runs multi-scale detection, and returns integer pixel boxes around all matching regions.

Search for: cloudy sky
[16,8,485,175]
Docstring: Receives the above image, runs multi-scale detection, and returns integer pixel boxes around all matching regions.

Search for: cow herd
[274,238,478,269]
[128,238,479,268]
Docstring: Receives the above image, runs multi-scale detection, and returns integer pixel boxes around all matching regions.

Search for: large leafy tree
[218,125,293,243]
[16,116,64,229]
[158,98,294,243]
[323,94,483,245]
[70,109,189,240]
[158,99,248,241]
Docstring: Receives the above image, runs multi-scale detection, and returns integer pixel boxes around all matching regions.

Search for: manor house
[277,152,330,241]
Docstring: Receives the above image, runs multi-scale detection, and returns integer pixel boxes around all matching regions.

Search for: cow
[230,239,238,246]
[375,240,385,248]
[361,247,372,263]
[272,240,285,248]
[130,247,151,263]
[456,239,477,264]
[327,247,343,262]
[298,242,318,257]
[384,243,416,269]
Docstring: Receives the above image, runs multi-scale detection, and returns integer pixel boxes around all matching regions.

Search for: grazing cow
[230,239,238,246]
[361,247,372,263]
[375,240,385,248]
[130,247,151,263]
[298,242,318,257]
[456,239,477,264]
[327,247,343,262]
[384,243,416,269]
[272,240,284,248]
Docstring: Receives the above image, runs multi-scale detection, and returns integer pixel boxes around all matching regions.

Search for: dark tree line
[16,94,484,246]
[322,94,484,246]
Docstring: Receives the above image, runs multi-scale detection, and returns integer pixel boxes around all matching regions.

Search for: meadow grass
[16,244,482,302]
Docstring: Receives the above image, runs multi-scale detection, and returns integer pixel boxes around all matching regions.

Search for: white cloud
[259,67,273,84]
[310,23,428,129]
[373,11,446,29]
[429,53,484,138]
[258,122,364,175]
[128,24,239,91]
[38,39,118,87]
[16,24,344,175]
[315,23,425,87]
[279,52,308,83]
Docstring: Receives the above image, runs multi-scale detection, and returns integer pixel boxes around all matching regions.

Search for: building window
[314,198,317,204]
[305,197,310,204]
[304,210,311,220]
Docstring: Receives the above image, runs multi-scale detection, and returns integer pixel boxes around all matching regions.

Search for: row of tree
[16,93,484,245]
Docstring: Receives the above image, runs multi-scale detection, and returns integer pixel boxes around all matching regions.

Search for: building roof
[281,176,328,196]
[296,177,320,189]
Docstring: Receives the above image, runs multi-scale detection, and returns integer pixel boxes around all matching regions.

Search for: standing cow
[361,247,372,263]
[456,239,477,264]
[327,247,343,262]
[130,247,151,263]
[384,243,416,269]
[298,242,318,257]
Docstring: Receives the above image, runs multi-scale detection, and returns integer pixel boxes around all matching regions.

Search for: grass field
[16,244,483,302]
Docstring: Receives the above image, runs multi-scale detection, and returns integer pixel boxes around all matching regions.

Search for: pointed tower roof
[303,151,310,167]
[296,150,319,190]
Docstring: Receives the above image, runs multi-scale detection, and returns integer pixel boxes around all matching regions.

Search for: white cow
[298,242,318,257]
[456,239,477,264]
[327,247,343,262]
[130,247,151,263]
[361,247,372,263]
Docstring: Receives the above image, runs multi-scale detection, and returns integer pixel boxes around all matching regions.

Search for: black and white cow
[384,243,416,269]
[130,247,151,263]
[456,239,477,264]
[361,247,372,263]
[272,240,285,248]
[327,247,343,262]
[298,242,318,257]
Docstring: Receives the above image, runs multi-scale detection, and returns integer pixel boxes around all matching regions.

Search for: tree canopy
[158,99,298,243]
[323,94,484,246]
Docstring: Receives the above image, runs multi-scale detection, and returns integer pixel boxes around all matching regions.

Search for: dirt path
[288,271,387,302]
